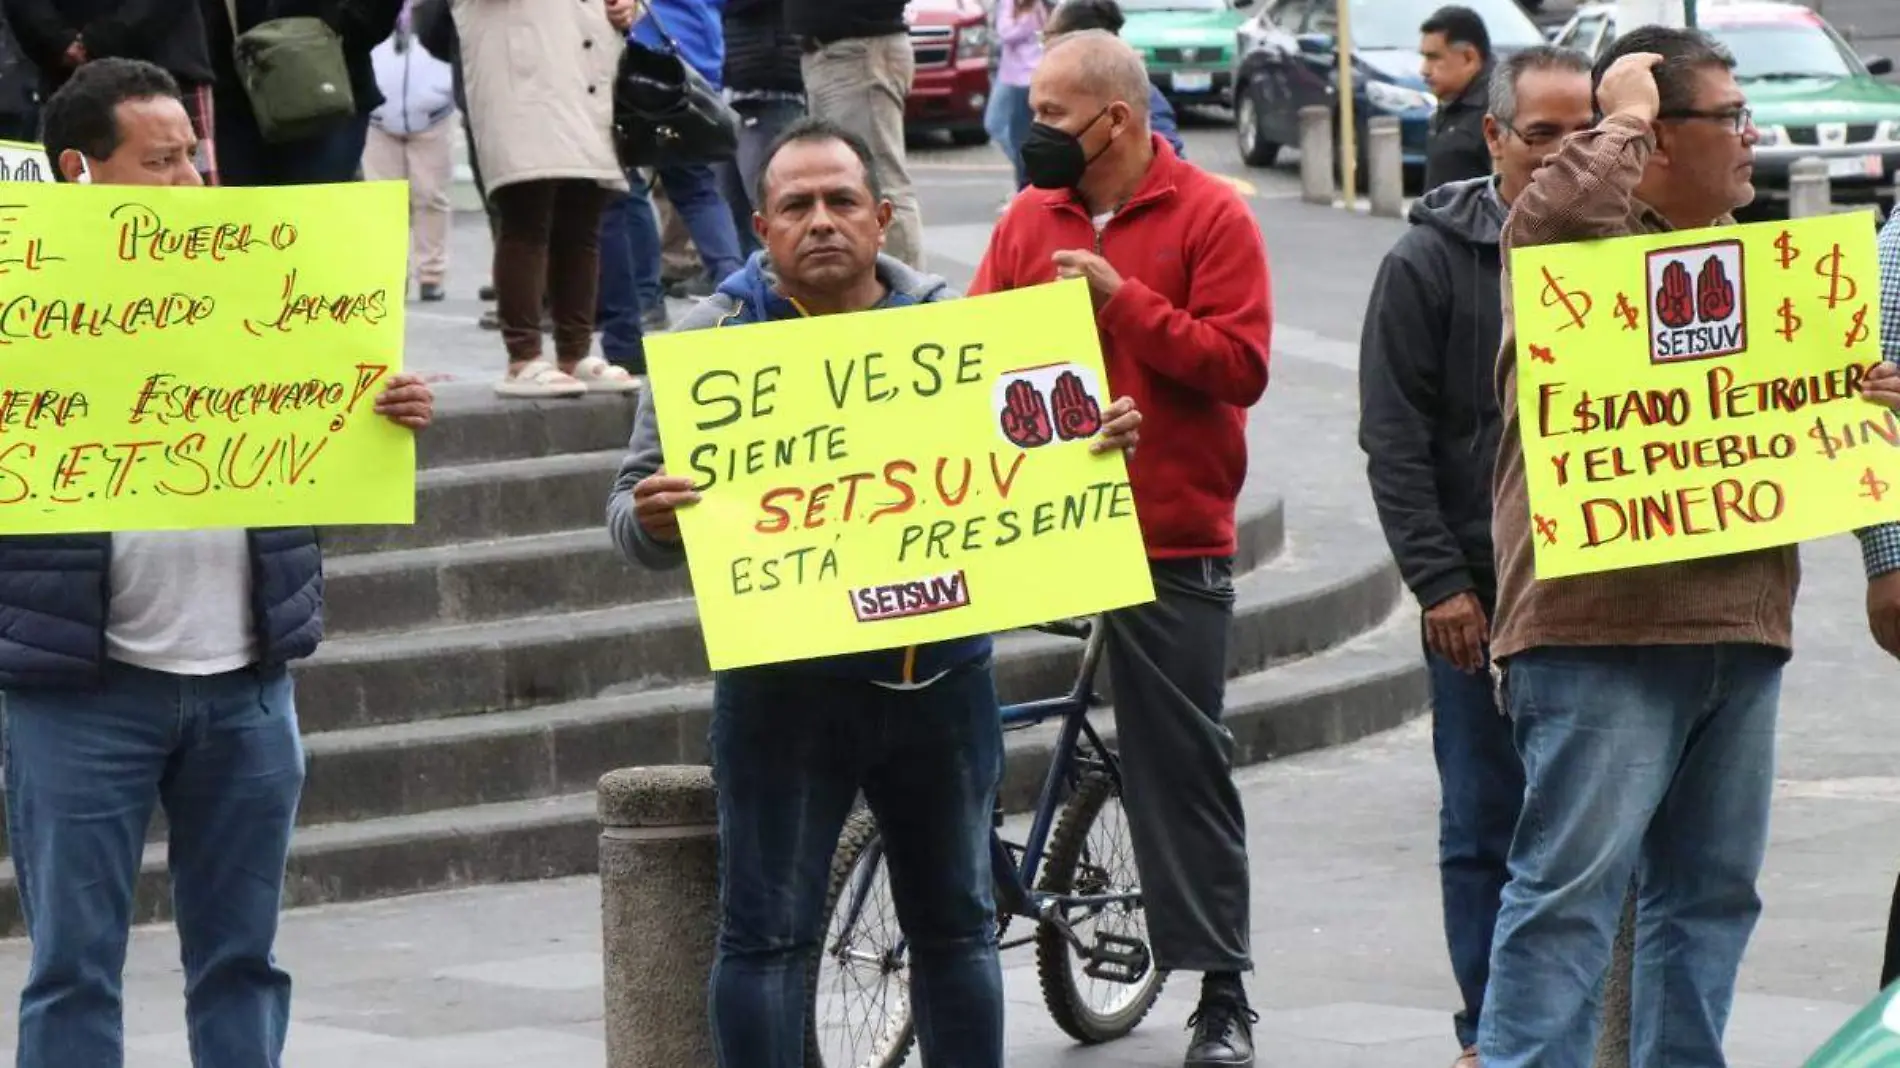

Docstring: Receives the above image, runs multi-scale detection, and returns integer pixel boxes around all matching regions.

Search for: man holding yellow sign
[0,59,431,1068]
[1482,28,1900,1068]
[606,117,1141,1068]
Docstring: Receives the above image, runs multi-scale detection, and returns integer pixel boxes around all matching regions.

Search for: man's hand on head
[374,373,434,431]
[1870,571,1900,660]
[1596,52,1664,126]
[1053,250,1123,309]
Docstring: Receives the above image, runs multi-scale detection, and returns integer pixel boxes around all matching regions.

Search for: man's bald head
[1034,29,1151,126]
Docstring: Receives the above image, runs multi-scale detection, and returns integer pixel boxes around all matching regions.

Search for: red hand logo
[1655,260,1696,329]
[999,378,1054,448]
[1695,254,1736,322]
[1049,370,1103,441]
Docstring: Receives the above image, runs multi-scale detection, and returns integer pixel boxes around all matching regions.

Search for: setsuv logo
[993,362,1106,449]
[850,570,972,623]
[1646,239,1746,364]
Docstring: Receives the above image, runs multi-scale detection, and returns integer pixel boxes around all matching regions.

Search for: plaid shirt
[1860,212,1900,579]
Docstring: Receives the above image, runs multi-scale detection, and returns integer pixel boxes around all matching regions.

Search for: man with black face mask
[971,28,1271,1068]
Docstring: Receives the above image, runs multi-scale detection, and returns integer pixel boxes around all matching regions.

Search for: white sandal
[569,354,643,394]
[495,358,586,399]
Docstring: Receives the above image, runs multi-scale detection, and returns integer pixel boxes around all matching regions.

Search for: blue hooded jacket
[607,252,994,686]
[631,0,728,89]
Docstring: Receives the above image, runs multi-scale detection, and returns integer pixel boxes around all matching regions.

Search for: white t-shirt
[107,530,258,675]
[1092,210,1113,233]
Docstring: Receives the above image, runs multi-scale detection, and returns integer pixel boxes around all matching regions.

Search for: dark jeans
[1427,650,1525,1049]
[212,96,369,186]
[1103,556,1251,973]
[4,662,305,1068]
[596,177,666,369]
[1480,644,1783,1068]
[656,161,745,284]
[707,660,1004,1068]
[490,178,612,366]
[721,99,806,257]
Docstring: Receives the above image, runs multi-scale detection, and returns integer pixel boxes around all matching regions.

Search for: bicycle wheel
[806,809,917,1068]
[1034,768,1167,1043]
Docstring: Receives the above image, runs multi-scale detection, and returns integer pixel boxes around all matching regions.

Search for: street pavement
[4,122,1900,1066]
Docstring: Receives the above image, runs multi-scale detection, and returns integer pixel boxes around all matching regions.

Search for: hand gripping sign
[1510,212,1896,579]
[644,277,1155,671]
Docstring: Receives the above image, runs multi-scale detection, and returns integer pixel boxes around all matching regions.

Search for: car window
[1710,20,1866,80]
[1265,0,1309,32]
[1565,13,1607,57]
[1334,0,1545,49]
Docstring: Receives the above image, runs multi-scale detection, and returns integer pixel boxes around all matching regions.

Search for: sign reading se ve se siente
[1512,211,1897,580]
[0,180,414,534]
[645,278,1156,671]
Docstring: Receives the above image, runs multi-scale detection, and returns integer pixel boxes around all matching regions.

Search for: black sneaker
[1184,997,1257,1068]
[478,284,496,301]
[418,283,445,302]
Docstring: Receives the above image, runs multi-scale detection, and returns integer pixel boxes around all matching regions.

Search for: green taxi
[1120,0,1247,107]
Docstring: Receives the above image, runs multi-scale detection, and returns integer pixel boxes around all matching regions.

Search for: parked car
[904,0,994,144]
[1232,0,1545,170]
[1552,1,1900,217]
[1122,0,1246,108]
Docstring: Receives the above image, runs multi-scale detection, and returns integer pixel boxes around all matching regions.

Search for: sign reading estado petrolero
[1511,211,1898,580]
[646,277,1156,672]
[0,181,414,534]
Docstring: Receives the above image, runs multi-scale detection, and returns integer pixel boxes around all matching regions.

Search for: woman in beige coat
[453,0,641,397]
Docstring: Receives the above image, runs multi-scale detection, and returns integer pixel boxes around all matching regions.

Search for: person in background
[4,58,435,1068]
[985,0,1047,190]
[365,0,457,303]
[3,0,212,167]
[718,0,806,256]
[0,6,39,142]
[972,30,1268,1068]
[1357,44,1594,1068]
[1042,0,1184,159]
[202,0,405,186]
[1419,5,1492,192]
[1875,204,1900,992]
[631,0,746,288]
[457,0,635,398]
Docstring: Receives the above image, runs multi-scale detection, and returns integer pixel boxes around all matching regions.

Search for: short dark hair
[1047,0,1125,38]
[754,116,885,209]
[1421,6,1492,64]
[1489,44,1593,127]
[41,57,182,180]
[1593,25,1735,117]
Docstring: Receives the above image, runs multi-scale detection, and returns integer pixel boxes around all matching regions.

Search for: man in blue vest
[1,58,435,1068]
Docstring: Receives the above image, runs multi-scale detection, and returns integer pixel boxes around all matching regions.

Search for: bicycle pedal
[1082,932,1151,984]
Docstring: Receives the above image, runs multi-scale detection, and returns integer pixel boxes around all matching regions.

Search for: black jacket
[1423,67,1490,193]
[785,0,906,47]
[5,0,215,90]
[725,0,801,98]
[1358,175,1505,611]
[202,0,404,114]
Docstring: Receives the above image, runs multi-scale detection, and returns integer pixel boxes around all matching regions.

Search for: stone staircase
[0,386,1429,936]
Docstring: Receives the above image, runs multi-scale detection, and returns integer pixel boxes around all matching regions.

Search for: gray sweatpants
[1103,556,1252,974]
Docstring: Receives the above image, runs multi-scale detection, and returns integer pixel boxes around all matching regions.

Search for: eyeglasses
[1656,106,1754,134]
[1498,119,1569,149]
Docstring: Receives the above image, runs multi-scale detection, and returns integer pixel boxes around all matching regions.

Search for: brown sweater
[1490,114,1799,660]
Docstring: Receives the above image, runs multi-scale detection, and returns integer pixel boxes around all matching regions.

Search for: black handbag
[612,8,740,168]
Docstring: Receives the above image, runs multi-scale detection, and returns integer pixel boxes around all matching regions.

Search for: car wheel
[1236,85,1280,167]
[950,126,989,147]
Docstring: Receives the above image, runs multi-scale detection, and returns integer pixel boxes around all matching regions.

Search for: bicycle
[804,617,1165,1068]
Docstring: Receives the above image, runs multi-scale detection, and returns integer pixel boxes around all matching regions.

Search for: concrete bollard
[1299,106,1336,205]
[1592,883,1637,1067]
[1788,157,1833,218]
[599,766,721,1068]
[1367,117,1404,218]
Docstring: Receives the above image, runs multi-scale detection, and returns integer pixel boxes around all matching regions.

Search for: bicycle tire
[805,809,917,1068]
[1033,769,1167,1044]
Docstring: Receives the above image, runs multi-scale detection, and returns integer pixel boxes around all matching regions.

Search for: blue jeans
[1428,650,1525,1050]
[983,83,1033,189]
[596,183,662,370]
[4,661,306,1068]
[1479,644,1784,1068]
[721,99,806,258]
[707,660,1004,1068]
[656,161,745,284]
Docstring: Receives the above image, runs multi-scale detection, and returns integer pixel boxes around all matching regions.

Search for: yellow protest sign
[646,278,1156,671]
[1512,211,1896,579]
[0,181,413,534]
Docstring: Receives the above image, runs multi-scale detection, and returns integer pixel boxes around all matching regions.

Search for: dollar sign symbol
[1614,292,1640,330]
[1862,466,1891,503]
[1538,266,1593,331]
[1773,229,1799,269]
[1776,298,1803,342]
[1816,243,1860,309]
[1845,305,1871,347]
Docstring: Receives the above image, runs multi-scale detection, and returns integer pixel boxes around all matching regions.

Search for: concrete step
[410,386,638,470]
[322,450,624,556]
[291,497,1295,736]
[291,507,1394,827]
[0,601,1428,938]
[323,530,691,636]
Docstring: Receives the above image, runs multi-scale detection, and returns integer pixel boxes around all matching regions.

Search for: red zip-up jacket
[970,135,1272,559]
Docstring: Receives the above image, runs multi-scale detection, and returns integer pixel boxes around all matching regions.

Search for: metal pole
[1684,0,1698,27]
[1336,0,1358,206]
